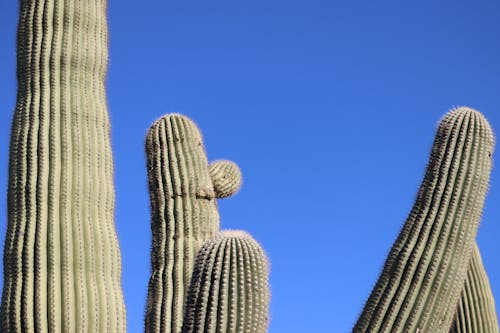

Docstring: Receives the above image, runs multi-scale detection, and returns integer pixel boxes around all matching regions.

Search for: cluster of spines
[451,244,499,333]
[353,107,495,333]
[181,231,270,333]
[0,0,126,332]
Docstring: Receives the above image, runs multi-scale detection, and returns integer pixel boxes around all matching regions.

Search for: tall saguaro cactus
[0,0,126,332]
[353,107,495,333]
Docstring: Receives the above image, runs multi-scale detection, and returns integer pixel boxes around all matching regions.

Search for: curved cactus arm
[450,244,499,333]
[181,230,270,333]
[353,107,495,333]
[144,114,242,333]
[0,0,126,332]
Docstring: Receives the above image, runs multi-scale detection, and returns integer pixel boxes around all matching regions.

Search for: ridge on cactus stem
[353,107,495,333]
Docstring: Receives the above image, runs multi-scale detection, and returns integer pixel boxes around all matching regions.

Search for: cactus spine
[353,107,495,333]
[0,0,126,332]
[451,244,499,333]
[181,231,270,333]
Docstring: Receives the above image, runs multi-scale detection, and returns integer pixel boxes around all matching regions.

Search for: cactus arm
[209,160,243,199]
[450,244,499,333]
[0,0,126,332]
[181,231,270,333]
[353,108,494,333]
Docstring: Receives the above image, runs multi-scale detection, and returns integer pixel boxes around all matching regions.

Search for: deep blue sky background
[1,1,500,332]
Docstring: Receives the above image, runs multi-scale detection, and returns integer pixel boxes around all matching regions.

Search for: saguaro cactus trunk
[0,0,126,332]
[144,115,221,333]
[353,108,495,333]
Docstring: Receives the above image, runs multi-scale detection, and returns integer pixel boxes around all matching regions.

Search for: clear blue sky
[1,1,500,332]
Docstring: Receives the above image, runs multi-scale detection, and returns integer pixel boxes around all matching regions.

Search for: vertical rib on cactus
[450,244,499,333]
[145,114,221,333]
[181,231,270,333]
[0,0,126,332]
[353,107,494,333]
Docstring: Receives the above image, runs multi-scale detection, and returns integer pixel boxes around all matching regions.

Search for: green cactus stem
[0,0,126,332]
[450,244,499,333]
[353,107,495,333]
[144,114,242,333]
[181,230,270,333]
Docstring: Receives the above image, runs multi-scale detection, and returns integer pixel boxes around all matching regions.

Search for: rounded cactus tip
[154,112,193,123]
[148,113,203,141]
[209,160,243,199]
[216,229,252,240]
[439,106,495,151]
[446,106,488,121]
[209,230,270,267]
